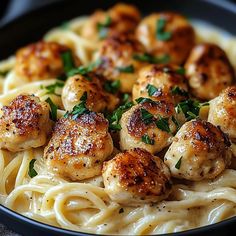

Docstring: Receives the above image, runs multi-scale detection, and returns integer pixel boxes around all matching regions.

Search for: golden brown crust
[95,32,145,92]
[62,73,119,112]
[127,101,175,138]
[81,3,141,41]
[15,41,80,81]
[136,12,195,65]
[184,119,231,152]
[0,94,52,152]
[185,43,235,100]
[132,64,188,104]
[44,112,113,181]
[112,148,171,196]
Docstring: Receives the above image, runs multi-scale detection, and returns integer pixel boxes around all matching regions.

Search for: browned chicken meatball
[62,73,119,112]
[0,94,52,152]
[136,12,195,65]
[102,148,172,206]
[95,33,146,93]
[119,100,177,154]
[14,41,81,81]
[133,64,188,104]
[208,86,236,142]
[185,43,235,100]
[164,119,232,181]
[44,112,113,181]
[81,3,141,41]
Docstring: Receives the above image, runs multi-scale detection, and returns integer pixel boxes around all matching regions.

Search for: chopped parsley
[156,18,172,41]
[176,99,209,121]
[116,65,134,73]
[28,159,38,178]
[97,16,112,39]
[42,81,64,96]
[140,108,154,125]
[46,97,58,121]
[104,80,121,94]
[142,134,155,145]
[122,93,130,104]
[155,116,170,133]
[176,67,185,75]
[146,84,159,96]
[133,53,170,64]
[64,92,90,120]
[135,97,155,104]
[61,50,75,74]
[107,101,134,131]
[60,21,69,30]
[67,59,102,77]
[175,156,183,170]
[171,86,188,97]
[172,116,180,131]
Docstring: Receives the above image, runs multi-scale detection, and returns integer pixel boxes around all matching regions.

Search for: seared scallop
[81,3,140,41]
[185,43,235,100]
[14,41,81,81]
[62,73,119,112]
[102,148,172,206]
[133,64,188,104]
[208,86,236,142]
[164,119,232,181]
[95,33,145,93]
[44,112,113,181]
[0,94,52,152]
[119,99,177,154]
[136,12,195,65]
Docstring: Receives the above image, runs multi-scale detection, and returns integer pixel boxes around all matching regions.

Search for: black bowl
[0,0,236,235]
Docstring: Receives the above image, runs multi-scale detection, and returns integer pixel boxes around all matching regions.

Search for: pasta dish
[0,3,236,235]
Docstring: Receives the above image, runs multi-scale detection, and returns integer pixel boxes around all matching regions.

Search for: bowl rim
[0,0,236,235]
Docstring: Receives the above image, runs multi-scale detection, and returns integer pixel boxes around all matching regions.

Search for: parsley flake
[155,116,170,133]
[61,50,75,74]
[171,86,188,97]
[46,97,58,121]
[146,84,159,96]
[0,70,9,77]
[28,159,38,178]
[140,108,153,125]
[142,134,155,145]
[135,97,155,104]
[97,16,112,39]
[156,18,172,41]
[175,156,183,169]
[176,67,185,75]
[104,80,121,94]
[133,53,170,64]
[42,81,64,96]
[116,65,134,73]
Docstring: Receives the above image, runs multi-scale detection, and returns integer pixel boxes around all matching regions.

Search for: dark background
[0,0,235,27]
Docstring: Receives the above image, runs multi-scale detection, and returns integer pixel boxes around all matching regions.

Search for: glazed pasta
[0,13,236,236]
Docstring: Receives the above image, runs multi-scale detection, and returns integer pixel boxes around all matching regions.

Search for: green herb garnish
[116,65,134,73]
[176,99,209,121]
[175,156,183,170]
[42,81,64,96]
[46,97,58,121]
[172,116,180,131]
[171,86,188,97]
[155,116,170,133]
[176,67,185,75]
[135,97,155,104]
[60,21,69,30]
[142,134,155,145]
[107,101,134,131]
[28,159,38,178]
[156,18,172,41]
[146,84,159,96]
[140,108,154,125]
[67,59,102,77]
[122,93,130,104]
[61,50,75,74]
[104,80,121,94]
[97,16,112,39]
[133,53,170,64]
